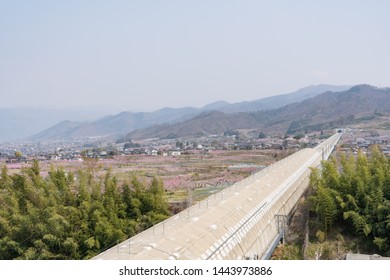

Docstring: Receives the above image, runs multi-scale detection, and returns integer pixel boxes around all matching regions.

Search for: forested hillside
[0,161,170,259]
[308,146,390,257]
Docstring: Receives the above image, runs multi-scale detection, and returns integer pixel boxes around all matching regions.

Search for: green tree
[309,147,390,256]
[0,161,172,260]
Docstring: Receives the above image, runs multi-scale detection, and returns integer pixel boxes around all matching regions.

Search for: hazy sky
[1,0,389,112]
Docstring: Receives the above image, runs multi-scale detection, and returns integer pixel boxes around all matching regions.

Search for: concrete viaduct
[92,132,341,260]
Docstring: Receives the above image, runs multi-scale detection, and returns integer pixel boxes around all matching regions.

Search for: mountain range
[200,84,352,113]
[126,84,390,140]
[26,84,350,142]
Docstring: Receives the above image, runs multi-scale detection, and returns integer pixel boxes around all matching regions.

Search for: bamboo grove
[0,161,170,259]
[309,146,390,256]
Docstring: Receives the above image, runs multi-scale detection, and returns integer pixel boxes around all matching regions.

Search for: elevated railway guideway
[92,132,342,260]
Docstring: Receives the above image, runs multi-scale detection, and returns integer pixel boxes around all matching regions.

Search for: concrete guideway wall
[315,133,342,160]
[92,133,341,260]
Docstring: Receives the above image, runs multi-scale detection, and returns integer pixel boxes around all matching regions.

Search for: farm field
[3,148,294,210]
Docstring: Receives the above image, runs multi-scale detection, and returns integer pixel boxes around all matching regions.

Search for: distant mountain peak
[202,100,230,110]
[349,84,377,92]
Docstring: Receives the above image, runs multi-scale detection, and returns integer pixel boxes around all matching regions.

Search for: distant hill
[213,84,351,113]
[276,84,390,134]
[127,85,390,140]
[31,120,86,140]
[30,107,201,141]
[29,84,350,141]
[126,111,262,140]
[0,108,105,142]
